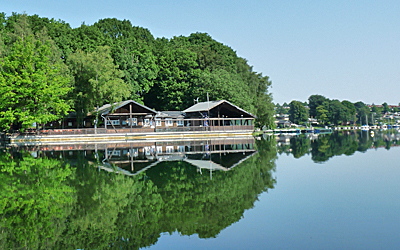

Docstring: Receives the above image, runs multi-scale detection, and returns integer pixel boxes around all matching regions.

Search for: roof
[183,100,256,118]
[95,100,157,115]
[156,111,185,118]
[183,100,224,113]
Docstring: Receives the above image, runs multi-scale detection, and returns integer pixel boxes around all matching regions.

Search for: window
[165,119,173,126]
[177,146,185,152]
[107,150,121,156]
[122,118,137,126]
[68,122,72,127]
[156,146,163,154]
[177,119,184,127]
[130,148,138,157]
[107,120,120,125]
[166,146,174,153]
[144,119,150,126]
[155,119,161,126]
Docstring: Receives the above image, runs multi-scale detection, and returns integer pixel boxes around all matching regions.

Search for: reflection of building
[20,137,257,176]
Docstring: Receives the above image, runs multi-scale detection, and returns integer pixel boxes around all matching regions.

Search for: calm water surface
[1,131,399,249]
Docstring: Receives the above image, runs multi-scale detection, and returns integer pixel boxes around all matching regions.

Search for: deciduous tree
[0,35,71,131]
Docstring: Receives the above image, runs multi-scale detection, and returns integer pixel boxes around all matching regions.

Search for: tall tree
[382,102,390,113]
[316,105,329,125]
[354,101,370,125]
[67,46,130,125]
[289,101,308,125]
[341,100,356,124]
[145,39,200,110]
[93,18,158,103]
[308,94,328,118]
[0,35,71,131]
[328,100,348,125]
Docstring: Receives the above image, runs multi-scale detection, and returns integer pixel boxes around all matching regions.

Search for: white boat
[361,125,370,131]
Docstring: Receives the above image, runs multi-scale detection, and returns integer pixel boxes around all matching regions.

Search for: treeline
[0,13,274,131]
[276,94,399,126]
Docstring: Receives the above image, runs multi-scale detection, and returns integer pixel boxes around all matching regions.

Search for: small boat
[361,125,370,131]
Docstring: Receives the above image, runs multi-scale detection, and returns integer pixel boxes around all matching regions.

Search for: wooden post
[107,117,118,133]
[130,143,133,172]
[129,103,132,133]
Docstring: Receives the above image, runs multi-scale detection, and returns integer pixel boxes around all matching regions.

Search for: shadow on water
[0,137,277,250]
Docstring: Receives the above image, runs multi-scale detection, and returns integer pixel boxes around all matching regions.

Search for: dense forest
[0,13,275,131]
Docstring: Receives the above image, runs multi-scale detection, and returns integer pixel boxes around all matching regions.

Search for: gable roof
[183,100,256,118]
[96,100,157,115]
[156,111,185,119]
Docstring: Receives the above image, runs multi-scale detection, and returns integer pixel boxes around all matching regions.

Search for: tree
[93,18,159,103]
[289,100,308,125]
[0,35,71,131]
[2,13,276,129]
[328,100,348,125]
[382,102,390,113]
[308,94,327,118]
[67,46,130,125]
[144,39,200,110]
[316,105,329,125]
[342,100,356,125]
[354,101,370,125]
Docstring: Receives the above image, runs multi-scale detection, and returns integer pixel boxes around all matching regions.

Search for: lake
[0,130,399,249]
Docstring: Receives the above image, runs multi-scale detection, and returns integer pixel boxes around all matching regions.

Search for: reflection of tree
[0,151,75,249]
[0,138,277,249]
[53,156,162,249]
[290,135,310,158]
[278,131,397,163]
[311,133,361,162]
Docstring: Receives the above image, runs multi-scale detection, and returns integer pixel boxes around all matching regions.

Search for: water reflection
[276,130,400,162]
[0,137,277,249]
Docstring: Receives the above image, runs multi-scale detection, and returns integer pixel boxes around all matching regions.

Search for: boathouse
[97,100,157,133]
[182,100,256,131]
[10,99,256,140]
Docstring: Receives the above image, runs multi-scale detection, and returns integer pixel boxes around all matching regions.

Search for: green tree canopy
[0,35,71,131]
[289,100,308,125]
[67,46,130,123]
[308,94,327,118]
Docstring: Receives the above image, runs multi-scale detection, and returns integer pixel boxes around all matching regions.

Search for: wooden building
[40,100,256,135]
[182,100,256,131]
[154,111,186,132]
[97,100,157,132]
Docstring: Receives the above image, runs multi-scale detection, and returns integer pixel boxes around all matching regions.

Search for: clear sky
[3,0,399,105]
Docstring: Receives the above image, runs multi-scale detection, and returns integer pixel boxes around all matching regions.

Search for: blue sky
[3,0,399,105]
